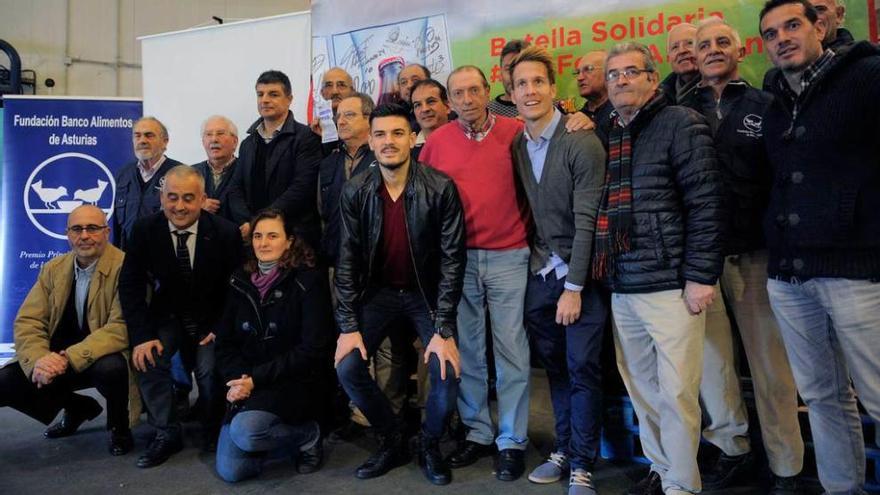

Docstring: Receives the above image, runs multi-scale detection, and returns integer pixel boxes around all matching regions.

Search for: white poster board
[140,11,312,165]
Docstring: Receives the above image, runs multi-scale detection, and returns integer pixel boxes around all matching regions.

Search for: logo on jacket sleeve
[737,114,763,139]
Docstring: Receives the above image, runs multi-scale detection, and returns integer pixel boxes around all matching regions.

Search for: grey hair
[606,42,658,74]
[134,116,168,140]
[696,17,743,47]
[347,92,375,116]
[200,115,238,138]
[161,164,205,194]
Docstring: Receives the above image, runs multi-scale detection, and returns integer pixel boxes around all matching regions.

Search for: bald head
[575,50,608,100]
[66,205,110,266]
[321,67,355,111]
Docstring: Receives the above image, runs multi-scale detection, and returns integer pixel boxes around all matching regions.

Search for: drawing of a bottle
[376,56,405,106]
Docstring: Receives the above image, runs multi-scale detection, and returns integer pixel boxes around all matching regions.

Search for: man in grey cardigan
[509,46,608,495]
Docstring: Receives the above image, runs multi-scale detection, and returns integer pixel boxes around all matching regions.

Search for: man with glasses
[0,205,138,456]
[597,43,723,495]
[574,50,613,132]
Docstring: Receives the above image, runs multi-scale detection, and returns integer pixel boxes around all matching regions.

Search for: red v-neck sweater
[420,116,528,250]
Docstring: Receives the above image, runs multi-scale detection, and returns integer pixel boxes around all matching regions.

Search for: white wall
[0,0,310,97]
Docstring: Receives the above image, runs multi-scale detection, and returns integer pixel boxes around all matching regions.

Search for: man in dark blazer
[119,165,242,468]
[227,70,323,249]
[193,115,239,223]
[112,116,183,251]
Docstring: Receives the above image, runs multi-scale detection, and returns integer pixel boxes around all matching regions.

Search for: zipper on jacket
[401,188,436,321]
[230,276,266,338]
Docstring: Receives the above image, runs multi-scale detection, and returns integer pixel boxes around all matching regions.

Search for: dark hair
[405,63,432,79]
[409,78,448,103]
[244,208,315,273]
[508,45,556,85]
[369,103,412,129]
[759,0,819,31]
[255,70,292,96]
[500,39,531,64]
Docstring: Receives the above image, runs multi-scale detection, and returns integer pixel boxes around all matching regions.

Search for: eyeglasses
[606,68,653,82]
[572,65,601,76]
[67,224,108,235]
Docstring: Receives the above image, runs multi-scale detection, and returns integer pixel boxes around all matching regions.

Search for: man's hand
[32,367,55,388]
[425,334,461,381]
[556,289,582,326]
[203,198,221,214]
[34,352,68,377]
[226,374,254,402]
[199,333,215,346]
[239,222,251,240]
[684,281,716,315]
[132,339,164,372]
[564,111,595,132]
[309,119,323,136]
[334,331,367,367]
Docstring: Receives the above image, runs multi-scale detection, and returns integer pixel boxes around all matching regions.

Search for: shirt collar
[779,48,836,101]
[138,155,166,177]
[168,220,199,236]
[524,108,562,144]
[257,114,288,141]
[73,257,98,280]
[456,111,496,141]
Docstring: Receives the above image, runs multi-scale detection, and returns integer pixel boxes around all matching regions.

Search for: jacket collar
[246,110,298,137]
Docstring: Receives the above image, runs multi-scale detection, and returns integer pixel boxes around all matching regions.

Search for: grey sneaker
[528,451,570,483]
[568,468,598,495]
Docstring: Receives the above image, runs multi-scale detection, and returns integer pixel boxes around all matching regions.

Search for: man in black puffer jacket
[596,42,724,495]
[760,1,880,493]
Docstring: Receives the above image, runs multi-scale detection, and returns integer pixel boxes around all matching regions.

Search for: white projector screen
[140,11,312,165]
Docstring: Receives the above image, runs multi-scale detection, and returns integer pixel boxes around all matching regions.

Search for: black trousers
[0,353,129,430]
[138,324,222,440]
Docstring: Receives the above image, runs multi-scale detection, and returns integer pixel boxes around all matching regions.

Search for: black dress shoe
[136,436,183,468]
[200,427,219,454]
[769,474,802,495]
[701,452,753,490]
[495,448,525,481]
[418,434,451,485]
[108,428,134,456]
[626,470,663,495]
[44,397,103,438]
[446,440,494,468]
[355,432,409,479]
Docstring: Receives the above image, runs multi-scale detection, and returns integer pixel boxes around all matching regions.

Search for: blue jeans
[215,410,318,483]
[336,287,458,439]
[767,277,880,495]
[525,275,607,470]
[456,247,531,450]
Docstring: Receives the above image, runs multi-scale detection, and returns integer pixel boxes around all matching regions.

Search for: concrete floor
[0,369,823,495]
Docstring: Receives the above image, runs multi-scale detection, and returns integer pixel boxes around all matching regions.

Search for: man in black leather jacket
[333,103,466,486]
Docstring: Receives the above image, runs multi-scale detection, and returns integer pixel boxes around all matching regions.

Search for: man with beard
[112,117,183,250]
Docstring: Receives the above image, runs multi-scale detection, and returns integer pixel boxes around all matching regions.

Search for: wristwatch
[435,323,454,339]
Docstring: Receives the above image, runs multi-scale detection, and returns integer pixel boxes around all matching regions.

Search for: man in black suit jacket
[193,115,239,223]
[119,165,242,468]
[227,70,323,250]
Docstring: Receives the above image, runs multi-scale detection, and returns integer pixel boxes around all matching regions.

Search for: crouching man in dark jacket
[334,103,466,486]
[595,43,725,495]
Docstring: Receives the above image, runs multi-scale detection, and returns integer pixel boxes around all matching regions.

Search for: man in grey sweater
[509,46,608,495]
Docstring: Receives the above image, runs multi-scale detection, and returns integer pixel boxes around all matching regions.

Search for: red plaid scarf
[592,113,633,280]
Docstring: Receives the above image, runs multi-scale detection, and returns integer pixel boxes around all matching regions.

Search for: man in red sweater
[419,65,532,481]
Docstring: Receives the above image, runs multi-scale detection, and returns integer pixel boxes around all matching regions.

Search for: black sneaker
[701,452,753,490]
[625,470,663,495]
[769,474,802,495]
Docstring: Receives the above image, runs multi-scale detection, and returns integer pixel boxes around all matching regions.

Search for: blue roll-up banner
[0,96,142,352]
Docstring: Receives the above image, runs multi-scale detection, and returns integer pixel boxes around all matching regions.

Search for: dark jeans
[0,353,129,430]
[138,324,221,440]
[336,287,458,439]
[525,275,607,470]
